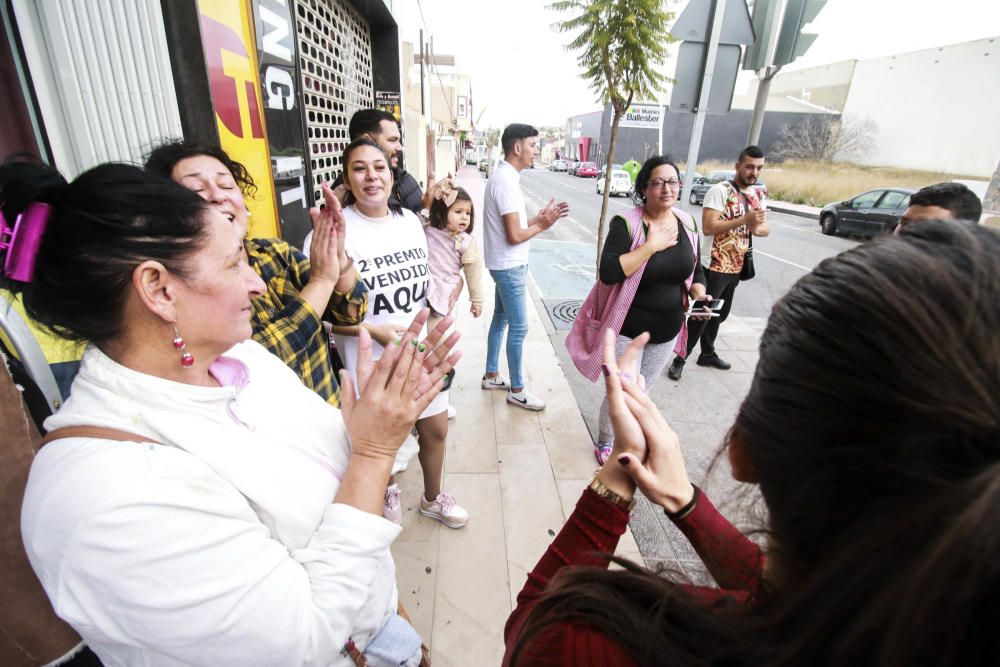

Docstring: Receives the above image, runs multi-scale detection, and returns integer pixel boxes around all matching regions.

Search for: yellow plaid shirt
[247,239,368,407]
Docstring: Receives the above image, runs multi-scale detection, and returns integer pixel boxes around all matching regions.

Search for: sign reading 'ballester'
[615,104,662,129]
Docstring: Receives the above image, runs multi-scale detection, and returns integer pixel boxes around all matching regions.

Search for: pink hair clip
[0,202,51,283]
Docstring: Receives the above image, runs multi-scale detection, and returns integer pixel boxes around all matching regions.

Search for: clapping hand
[340,308,461,461]
[602,329,650,463]
[537,199,570,229]
[308,183,349,283]
[601,329,695,514]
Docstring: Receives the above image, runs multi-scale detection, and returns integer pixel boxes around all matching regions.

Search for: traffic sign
[669,42,741,114]
[742,0,782,71]
[669,0,755,45]
[773,0,827,67]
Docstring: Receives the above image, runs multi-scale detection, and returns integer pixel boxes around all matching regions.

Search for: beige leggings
[596,332,678,444]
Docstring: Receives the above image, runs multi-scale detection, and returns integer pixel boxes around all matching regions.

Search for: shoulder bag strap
[727,180,754,249]
[623,208,646,251]
[40,426,160,448]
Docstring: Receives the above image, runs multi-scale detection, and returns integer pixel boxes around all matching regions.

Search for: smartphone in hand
[687,298,724,318]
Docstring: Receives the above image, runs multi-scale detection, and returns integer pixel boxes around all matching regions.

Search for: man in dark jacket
[337,109,424,213]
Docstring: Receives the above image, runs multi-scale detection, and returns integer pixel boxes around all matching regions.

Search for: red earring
[172,326,194,369]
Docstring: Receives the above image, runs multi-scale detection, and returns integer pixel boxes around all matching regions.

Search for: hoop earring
[172,326,195,369]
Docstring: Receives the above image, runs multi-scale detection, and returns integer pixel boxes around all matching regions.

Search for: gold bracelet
[588,474,634,511]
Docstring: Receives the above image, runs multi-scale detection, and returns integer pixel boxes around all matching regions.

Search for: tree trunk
[596,112,623,277]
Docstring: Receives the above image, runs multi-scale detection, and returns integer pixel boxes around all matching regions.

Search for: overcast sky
[393,0,999,128]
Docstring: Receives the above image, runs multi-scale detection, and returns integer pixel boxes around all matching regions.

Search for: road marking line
[754,250,811,272]
[526,172,603,196]
[769,221,822,235]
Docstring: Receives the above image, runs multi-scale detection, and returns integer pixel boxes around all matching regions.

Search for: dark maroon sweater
[503,487,765,666]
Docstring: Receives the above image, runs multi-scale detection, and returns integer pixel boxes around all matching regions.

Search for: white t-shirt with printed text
[304,208,448,416]
[334,206,429,376]
[332,207,448,417]
[483,160,530,270]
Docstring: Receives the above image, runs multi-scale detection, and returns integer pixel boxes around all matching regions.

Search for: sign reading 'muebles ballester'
[615,104,662,129]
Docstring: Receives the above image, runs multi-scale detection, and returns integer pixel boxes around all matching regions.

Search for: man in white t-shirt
[482,123,569,410]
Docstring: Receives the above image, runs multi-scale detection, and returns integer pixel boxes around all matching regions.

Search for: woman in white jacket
[2,157,458,666]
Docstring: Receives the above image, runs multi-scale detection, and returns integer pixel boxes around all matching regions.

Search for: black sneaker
[696,354,732,370]
[667,356,685,380]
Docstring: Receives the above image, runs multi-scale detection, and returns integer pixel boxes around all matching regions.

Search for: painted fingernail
[418,342,426,352]
[391,338,402,346]
[601,363,611,377]
[410,339,418,347]
[618,455,629,466]
[621,372,634,382]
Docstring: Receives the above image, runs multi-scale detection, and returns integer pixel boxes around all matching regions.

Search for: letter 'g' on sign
[265,68,295,110]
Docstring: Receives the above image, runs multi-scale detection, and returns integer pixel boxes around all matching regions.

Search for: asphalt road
[519,167,860,318]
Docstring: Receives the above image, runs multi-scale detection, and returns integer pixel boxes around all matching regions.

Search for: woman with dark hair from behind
[2,156,460,665]
[145,141,367,408]
[505,221,999,666]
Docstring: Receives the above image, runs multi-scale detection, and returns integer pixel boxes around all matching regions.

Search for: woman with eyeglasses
[591,156,710,465]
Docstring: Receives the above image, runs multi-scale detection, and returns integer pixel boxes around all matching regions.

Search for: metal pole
[747,69,775,145]
[419,30,425,116]
[658,104,664,155]
[746,0,786,145]
[682,0,726,215]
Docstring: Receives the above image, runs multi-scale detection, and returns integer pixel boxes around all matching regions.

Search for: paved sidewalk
[390,167,642,665]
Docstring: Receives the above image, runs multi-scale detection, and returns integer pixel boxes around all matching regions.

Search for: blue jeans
[486,265,529,388]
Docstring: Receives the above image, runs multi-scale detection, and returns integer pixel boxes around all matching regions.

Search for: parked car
[550,159,568,172]
[576,162,599,178]
[678,170,703,197]
[688,170,734,205]
[567,161,582,176]
[819,188,915,237]
[596,168,633,197]
[479,159,489,173]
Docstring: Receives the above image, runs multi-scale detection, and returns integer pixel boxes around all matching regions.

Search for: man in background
[481,123,568,411]
[669,145,770,381]
[338,108,424,213]
[895,182,983,234]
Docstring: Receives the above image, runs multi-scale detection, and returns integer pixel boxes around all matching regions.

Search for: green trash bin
[621,160,641,185]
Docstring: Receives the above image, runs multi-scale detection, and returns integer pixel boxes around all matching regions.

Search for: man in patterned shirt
[146,142,368,407]
[669,145,770,380]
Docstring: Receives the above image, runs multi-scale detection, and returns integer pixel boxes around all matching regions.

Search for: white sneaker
[507,388,546,411]
[383,484,402,524]
[481,374,510,390]
[447,405,457,420]
[419,492,469,528]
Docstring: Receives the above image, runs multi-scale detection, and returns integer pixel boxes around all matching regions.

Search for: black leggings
[685,269,741,359]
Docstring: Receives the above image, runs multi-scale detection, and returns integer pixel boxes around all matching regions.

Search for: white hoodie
[21,340,401,666]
